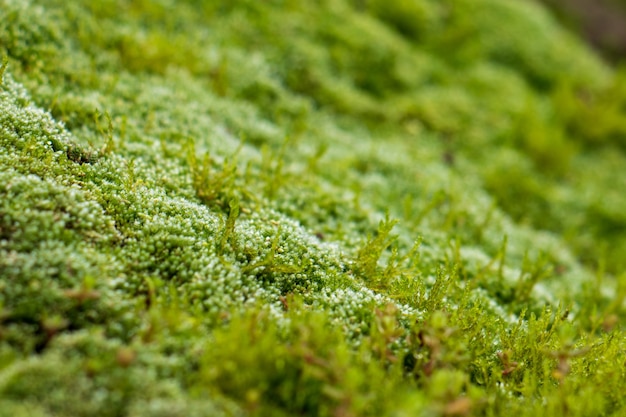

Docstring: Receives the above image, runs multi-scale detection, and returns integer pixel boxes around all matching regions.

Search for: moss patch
[1,0,626,416]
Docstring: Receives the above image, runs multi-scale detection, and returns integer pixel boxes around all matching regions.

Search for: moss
[1,0,626,415]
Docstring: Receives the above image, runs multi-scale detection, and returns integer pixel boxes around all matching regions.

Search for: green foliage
[365,0,441,41]
[187,142,241,209]
[552,72,626,148]
[0,55,8,85]
[1,0,626,416]
[354,214,398,286]
[191,307,407,417]
[218,199,241,255]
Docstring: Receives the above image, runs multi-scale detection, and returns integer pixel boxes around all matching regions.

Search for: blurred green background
[540,0,626,62]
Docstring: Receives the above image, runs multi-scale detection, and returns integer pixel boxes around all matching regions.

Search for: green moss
[1,0,626,415]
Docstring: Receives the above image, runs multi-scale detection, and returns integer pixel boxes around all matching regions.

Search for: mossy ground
[1,0,626,416]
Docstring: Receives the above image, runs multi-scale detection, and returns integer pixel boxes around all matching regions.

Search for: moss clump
[1,0,626,416]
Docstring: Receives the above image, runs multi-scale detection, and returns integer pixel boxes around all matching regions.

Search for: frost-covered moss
[1,0,626,416]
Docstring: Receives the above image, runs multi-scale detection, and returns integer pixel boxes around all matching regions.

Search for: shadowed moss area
[1,0,626,416]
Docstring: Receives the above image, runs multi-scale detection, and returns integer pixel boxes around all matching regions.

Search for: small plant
[354,213,398,286]
[0,55,8,85]
[217,198,240,255]
[94,109,115,155]
[240,228,301,278]
[186,141,241,209]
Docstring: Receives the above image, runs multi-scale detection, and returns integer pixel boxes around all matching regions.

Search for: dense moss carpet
[1,1,626,416]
